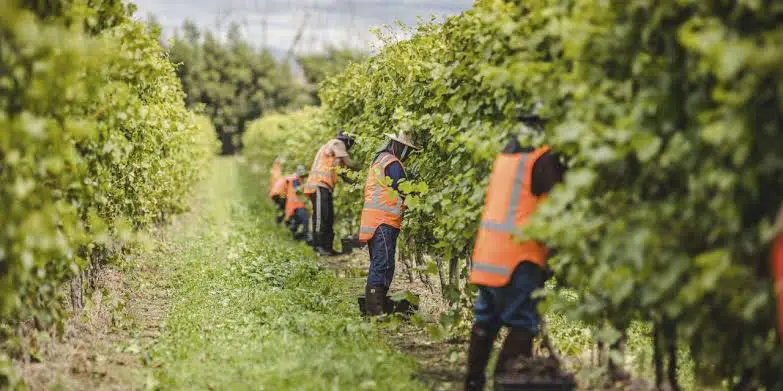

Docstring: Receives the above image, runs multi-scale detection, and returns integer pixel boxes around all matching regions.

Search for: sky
[131,0,474,56]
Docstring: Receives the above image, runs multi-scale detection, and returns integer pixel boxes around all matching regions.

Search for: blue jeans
[289,208,309,234]
[366,224,400,289]
[472,262,545,334]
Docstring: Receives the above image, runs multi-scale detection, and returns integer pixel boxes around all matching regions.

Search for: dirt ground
[319,247,660,391]
[12,238,656,391]
[12,226,181,390]
[318,247,466,391]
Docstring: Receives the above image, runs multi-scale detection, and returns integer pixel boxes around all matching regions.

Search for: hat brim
[384,133,420,150]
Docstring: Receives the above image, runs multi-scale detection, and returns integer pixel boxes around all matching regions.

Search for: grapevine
[0,0,216,336]
[243,0,783,387]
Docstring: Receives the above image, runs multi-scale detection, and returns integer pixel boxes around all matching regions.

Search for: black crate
[341,237,365,254]
[494,379,576,391]
[357,295,418,316]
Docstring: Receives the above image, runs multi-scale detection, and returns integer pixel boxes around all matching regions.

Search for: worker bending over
[465,116,565,390]
[359,132,420,316]
[304,130,358,256]
[268,156,287,224]
[285,166,311,242]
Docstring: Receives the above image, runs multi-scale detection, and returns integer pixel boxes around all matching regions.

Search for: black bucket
[357,295,418,317]
[494,370,576,391]
[341,236,365,254]
[494,380,576,391]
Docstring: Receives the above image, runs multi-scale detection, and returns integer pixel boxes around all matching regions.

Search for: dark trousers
[366,224,400,289]
[289,208,309,234]
[472,262,546,335]
[272,196,285,223]
[309,186,334,249]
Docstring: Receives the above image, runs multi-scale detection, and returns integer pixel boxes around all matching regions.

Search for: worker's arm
[503,133,566,196]
[331,140,360,171]
[531,151,566,197]
[338,171,355,185]
[337,155,360,170]
[385,161,406,199]
[530,149,566,278]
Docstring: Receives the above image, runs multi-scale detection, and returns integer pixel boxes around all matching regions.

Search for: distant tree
[297,47,365,104]
[143,13,163,44]
[168,21,312,154]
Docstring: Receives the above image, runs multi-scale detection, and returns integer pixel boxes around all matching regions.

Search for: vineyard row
[243,0,783,388]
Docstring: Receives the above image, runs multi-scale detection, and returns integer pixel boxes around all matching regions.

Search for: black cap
[337,129,354,140]
[336,129,356,149]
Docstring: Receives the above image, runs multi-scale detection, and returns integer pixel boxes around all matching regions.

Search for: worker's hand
[340,173,355,185]
[336,155,359,170]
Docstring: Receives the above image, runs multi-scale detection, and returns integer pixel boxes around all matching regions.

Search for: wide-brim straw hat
[384,132,420,150]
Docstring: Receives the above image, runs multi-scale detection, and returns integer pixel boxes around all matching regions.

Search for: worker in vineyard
[268,156,287,223]
[285,166,311,243]
[304,130,358,256]
[269,178,288,224]
[464,115,566,390]
[358,132,420,316]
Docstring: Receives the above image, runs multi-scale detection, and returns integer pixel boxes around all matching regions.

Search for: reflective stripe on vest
[359,226,377,234]
[472,262,511,276]
[471,154,529,279]
[478,153,529,233]
[470,146,551,287]
[358,152,404,242]
[268,177,287,198]
[363,154,403,214]
[285,175,306,217]
[305,140,338,193]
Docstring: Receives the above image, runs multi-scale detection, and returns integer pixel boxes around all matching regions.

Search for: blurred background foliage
[166,21,365,154]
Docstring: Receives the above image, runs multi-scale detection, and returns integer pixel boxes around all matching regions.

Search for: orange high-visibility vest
[359,152,405,243]
[304,139,341,194]
[285,175,306,218]
[470,146,551,287]
[774,232,783,340]
[268,177,287,199]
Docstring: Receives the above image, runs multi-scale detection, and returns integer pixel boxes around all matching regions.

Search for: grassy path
[14,156,665,390]
[146,158,426,390]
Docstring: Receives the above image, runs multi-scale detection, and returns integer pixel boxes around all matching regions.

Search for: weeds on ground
[148,159,426,390]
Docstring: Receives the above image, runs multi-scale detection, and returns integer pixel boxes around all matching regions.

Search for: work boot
[305,232,314,246]
[316,246,340,257]
[275,214,284,224]
[293,232,306,241]
[322,232,336,252]
[494,328,534,378]
[365,285,386,316]
[464,325,497,391]
[311,232,321,249]
[316,242,340,256]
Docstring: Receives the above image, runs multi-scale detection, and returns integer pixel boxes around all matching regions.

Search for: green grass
[147,158,426,390]
[544,293,697,390]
